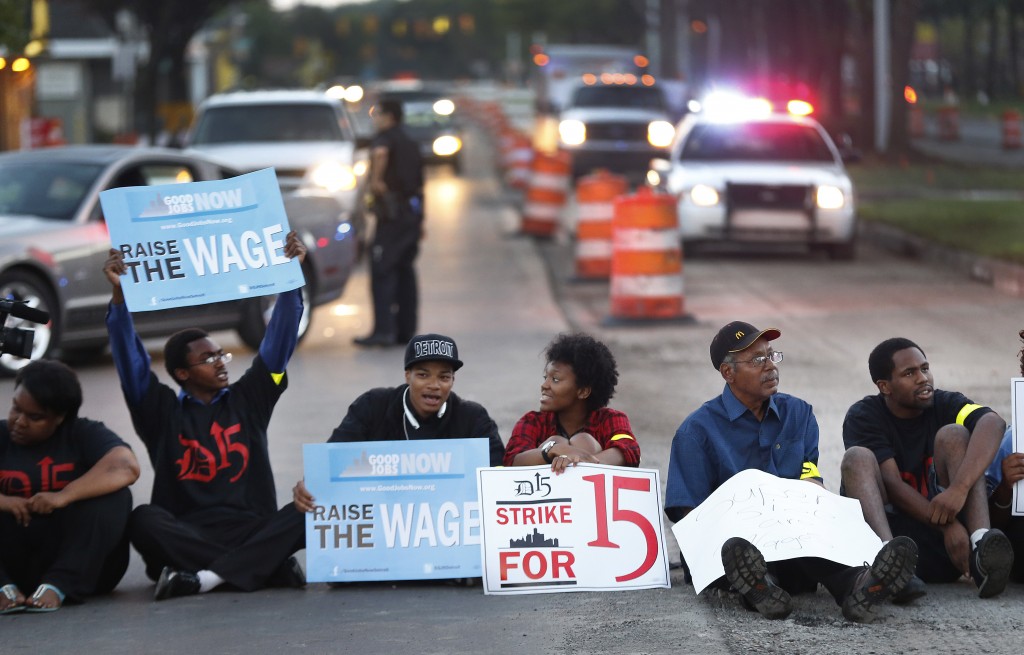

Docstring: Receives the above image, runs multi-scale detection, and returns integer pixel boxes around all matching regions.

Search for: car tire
[825,240,856,261]
[236,281,313,351]
[0,270,58,376]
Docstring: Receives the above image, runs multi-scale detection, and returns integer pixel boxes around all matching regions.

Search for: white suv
[186,89,369,231]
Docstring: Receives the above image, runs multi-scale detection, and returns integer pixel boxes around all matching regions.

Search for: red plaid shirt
[503,407,640,467]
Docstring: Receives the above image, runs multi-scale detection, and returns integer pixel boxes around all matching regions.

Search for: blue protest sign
[99,168,304,312]
[303,439,489,582]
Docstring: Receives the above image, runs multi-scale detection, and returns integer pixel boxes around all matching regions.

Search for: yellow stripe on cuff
[610,434,634,442]
[800,461,821,480]
[270,372,285,386]
[956,404,983,426]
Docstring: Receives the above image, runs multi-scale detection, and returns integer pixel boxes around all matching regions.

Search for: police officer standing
[354,98,425,347]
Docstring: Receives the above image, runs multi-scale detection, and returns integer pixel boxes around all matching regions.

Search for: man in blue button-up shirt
[665,321,917,624]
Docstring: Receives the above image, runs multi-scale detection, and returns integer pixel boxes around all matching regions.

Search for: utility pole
[874,0,891,152]
[647,0,661,76]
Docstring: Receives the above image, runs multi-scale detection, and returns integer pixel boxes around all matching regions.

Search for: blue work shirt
[665,384,821,517]
[985,426,1014,496]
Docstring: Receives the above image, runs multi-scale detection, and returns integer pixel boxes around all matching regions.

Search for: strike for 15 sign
[477,464,670,594]
[99,168,304,312]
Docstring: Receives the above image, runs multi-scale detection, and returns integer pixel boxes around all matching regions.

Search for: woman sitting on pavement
[504,333,640,473]
[0,360,139,613]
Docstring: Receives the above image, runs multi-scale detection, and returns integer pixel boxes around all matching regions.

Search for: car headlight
[432,135,462,157]
[353,160,368,177]
[309,161,357,193]
[433,98,455,116]
[647,120,675,148]
[690,184,720,207]
[559,119,586,146]
[816,185,846,209]
[646,170,662,187]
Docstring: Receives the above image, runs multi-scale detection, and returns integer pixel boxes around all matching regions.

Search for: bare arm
[27,446,140,514]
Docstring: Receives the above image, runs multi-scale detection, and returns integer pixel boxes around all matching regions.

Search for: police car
[650,93,857,259]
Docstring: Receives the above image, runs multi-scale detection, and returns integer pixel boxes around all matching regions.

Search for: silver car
[0,145,358,375]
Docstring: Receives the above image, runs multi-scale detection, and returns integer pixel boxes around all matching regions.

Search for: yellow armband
[955,404,983,426]
[800,461,821,480]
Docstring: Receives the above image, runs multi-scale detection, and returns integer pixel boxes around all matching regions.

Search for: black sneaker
[971,529,1014,598]
[721,537,793,620]
[890,574,927,605]
[268,556,306,589]
[841,536,918,623]
[154,567,201,601]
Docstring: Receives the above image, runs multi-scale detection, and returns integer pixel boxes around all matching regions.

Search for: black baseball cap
[404,334,463,371]
[710,321,781,369]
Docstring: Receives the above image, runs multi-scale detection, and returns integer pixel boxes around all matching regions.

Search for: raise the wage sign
[99,168,303,312]
[303,439,489,582]
[477,464,671,594]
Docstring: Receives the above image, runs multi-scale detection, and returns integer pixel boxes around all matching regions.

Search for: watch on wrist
[541,439,557,464]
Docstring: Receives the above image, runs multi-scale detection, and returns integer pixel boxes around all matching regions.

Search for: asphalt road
[3,127,1024,654]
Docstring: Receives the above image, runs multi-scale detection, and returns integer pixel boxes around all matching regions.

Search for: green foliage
[0,0,29,52]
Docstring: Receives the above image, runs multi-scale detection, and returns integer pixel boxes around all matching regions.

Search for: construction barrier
[937,105,960,141]
[574,170,629,279]
[521,150,571,237]
[609,188,685,320]
[1002,109,1022,150]
[503,132,534,190]
[908,105,925,138]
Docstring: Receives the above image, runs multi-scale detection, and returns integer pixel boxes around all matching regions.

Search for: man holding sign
[103,232,308,601]
[665,321,918,624]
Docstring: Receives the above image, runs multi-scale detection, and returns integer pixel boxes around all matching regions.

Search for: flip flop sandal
[25,583,64,613]
[0,584,25,614]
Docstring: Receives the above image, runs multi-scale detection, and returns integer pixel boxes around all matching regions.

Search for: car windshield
[191,104,347,144]
[569,85,667,111]
[681,122,836,163]
[0,161,103,220]
[402,101,455,128]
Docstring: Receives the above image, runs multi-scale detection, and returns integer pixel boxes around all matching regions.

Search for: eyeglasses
[732,351,783,367]
[188,352,232,367]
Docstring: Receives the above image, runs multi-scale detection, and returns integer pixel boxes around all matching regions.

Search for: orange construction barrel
[937,105,960,141]
[1002,109,1022,150]
[574,169,629,279]
[504,132,534,190]
[521,150,571,237]
[608,187,686,321]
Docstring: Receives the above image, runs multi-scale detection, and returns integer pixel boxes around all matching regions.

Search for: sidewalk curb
[860,221,1024,298]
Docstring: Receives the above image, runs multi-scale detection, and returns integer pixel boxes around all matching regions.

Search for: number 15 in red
[583,473,659,582]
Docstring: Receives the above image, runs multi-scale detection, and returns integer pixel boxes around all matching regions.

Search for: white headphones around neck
[403,386,445,432]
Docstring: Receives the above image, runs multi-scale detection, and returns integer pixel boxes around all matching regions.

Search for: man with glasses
[664,321,918,623]
[102,232,308,601]
[841,337,1013,599]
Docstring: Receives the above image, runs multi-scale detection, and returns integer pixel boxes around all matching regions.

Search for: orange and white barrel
[504,133,534,190]
[1002,109,1022,150]
[574,170,628,279]
[521,150,571,237]
[937,105,960,141]
[609,188,684,320]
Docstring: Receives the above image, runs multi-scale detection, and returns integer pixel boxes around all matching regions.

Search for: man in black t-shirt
[354,98,425,347]
[841,337,1013,599]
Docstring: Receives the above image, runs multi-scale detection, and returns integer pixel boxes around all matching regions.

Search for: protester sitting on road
[293,333,504,511]
[984,329,1024,582]
[503,333,640,474]
[0,360,139,613]
[103,232,309,602]
[841,337,1014,599]
[665,321,917,624]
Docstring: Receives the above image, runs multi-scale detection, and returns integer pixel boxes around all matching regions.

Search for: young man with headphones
[292,334,504,511]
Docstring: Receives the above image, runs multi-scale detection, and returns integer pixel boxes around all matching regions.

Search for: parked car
[650,101,857,259]
[371,81,464,173]
[185,89,371,245]
[0,145,358,375]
